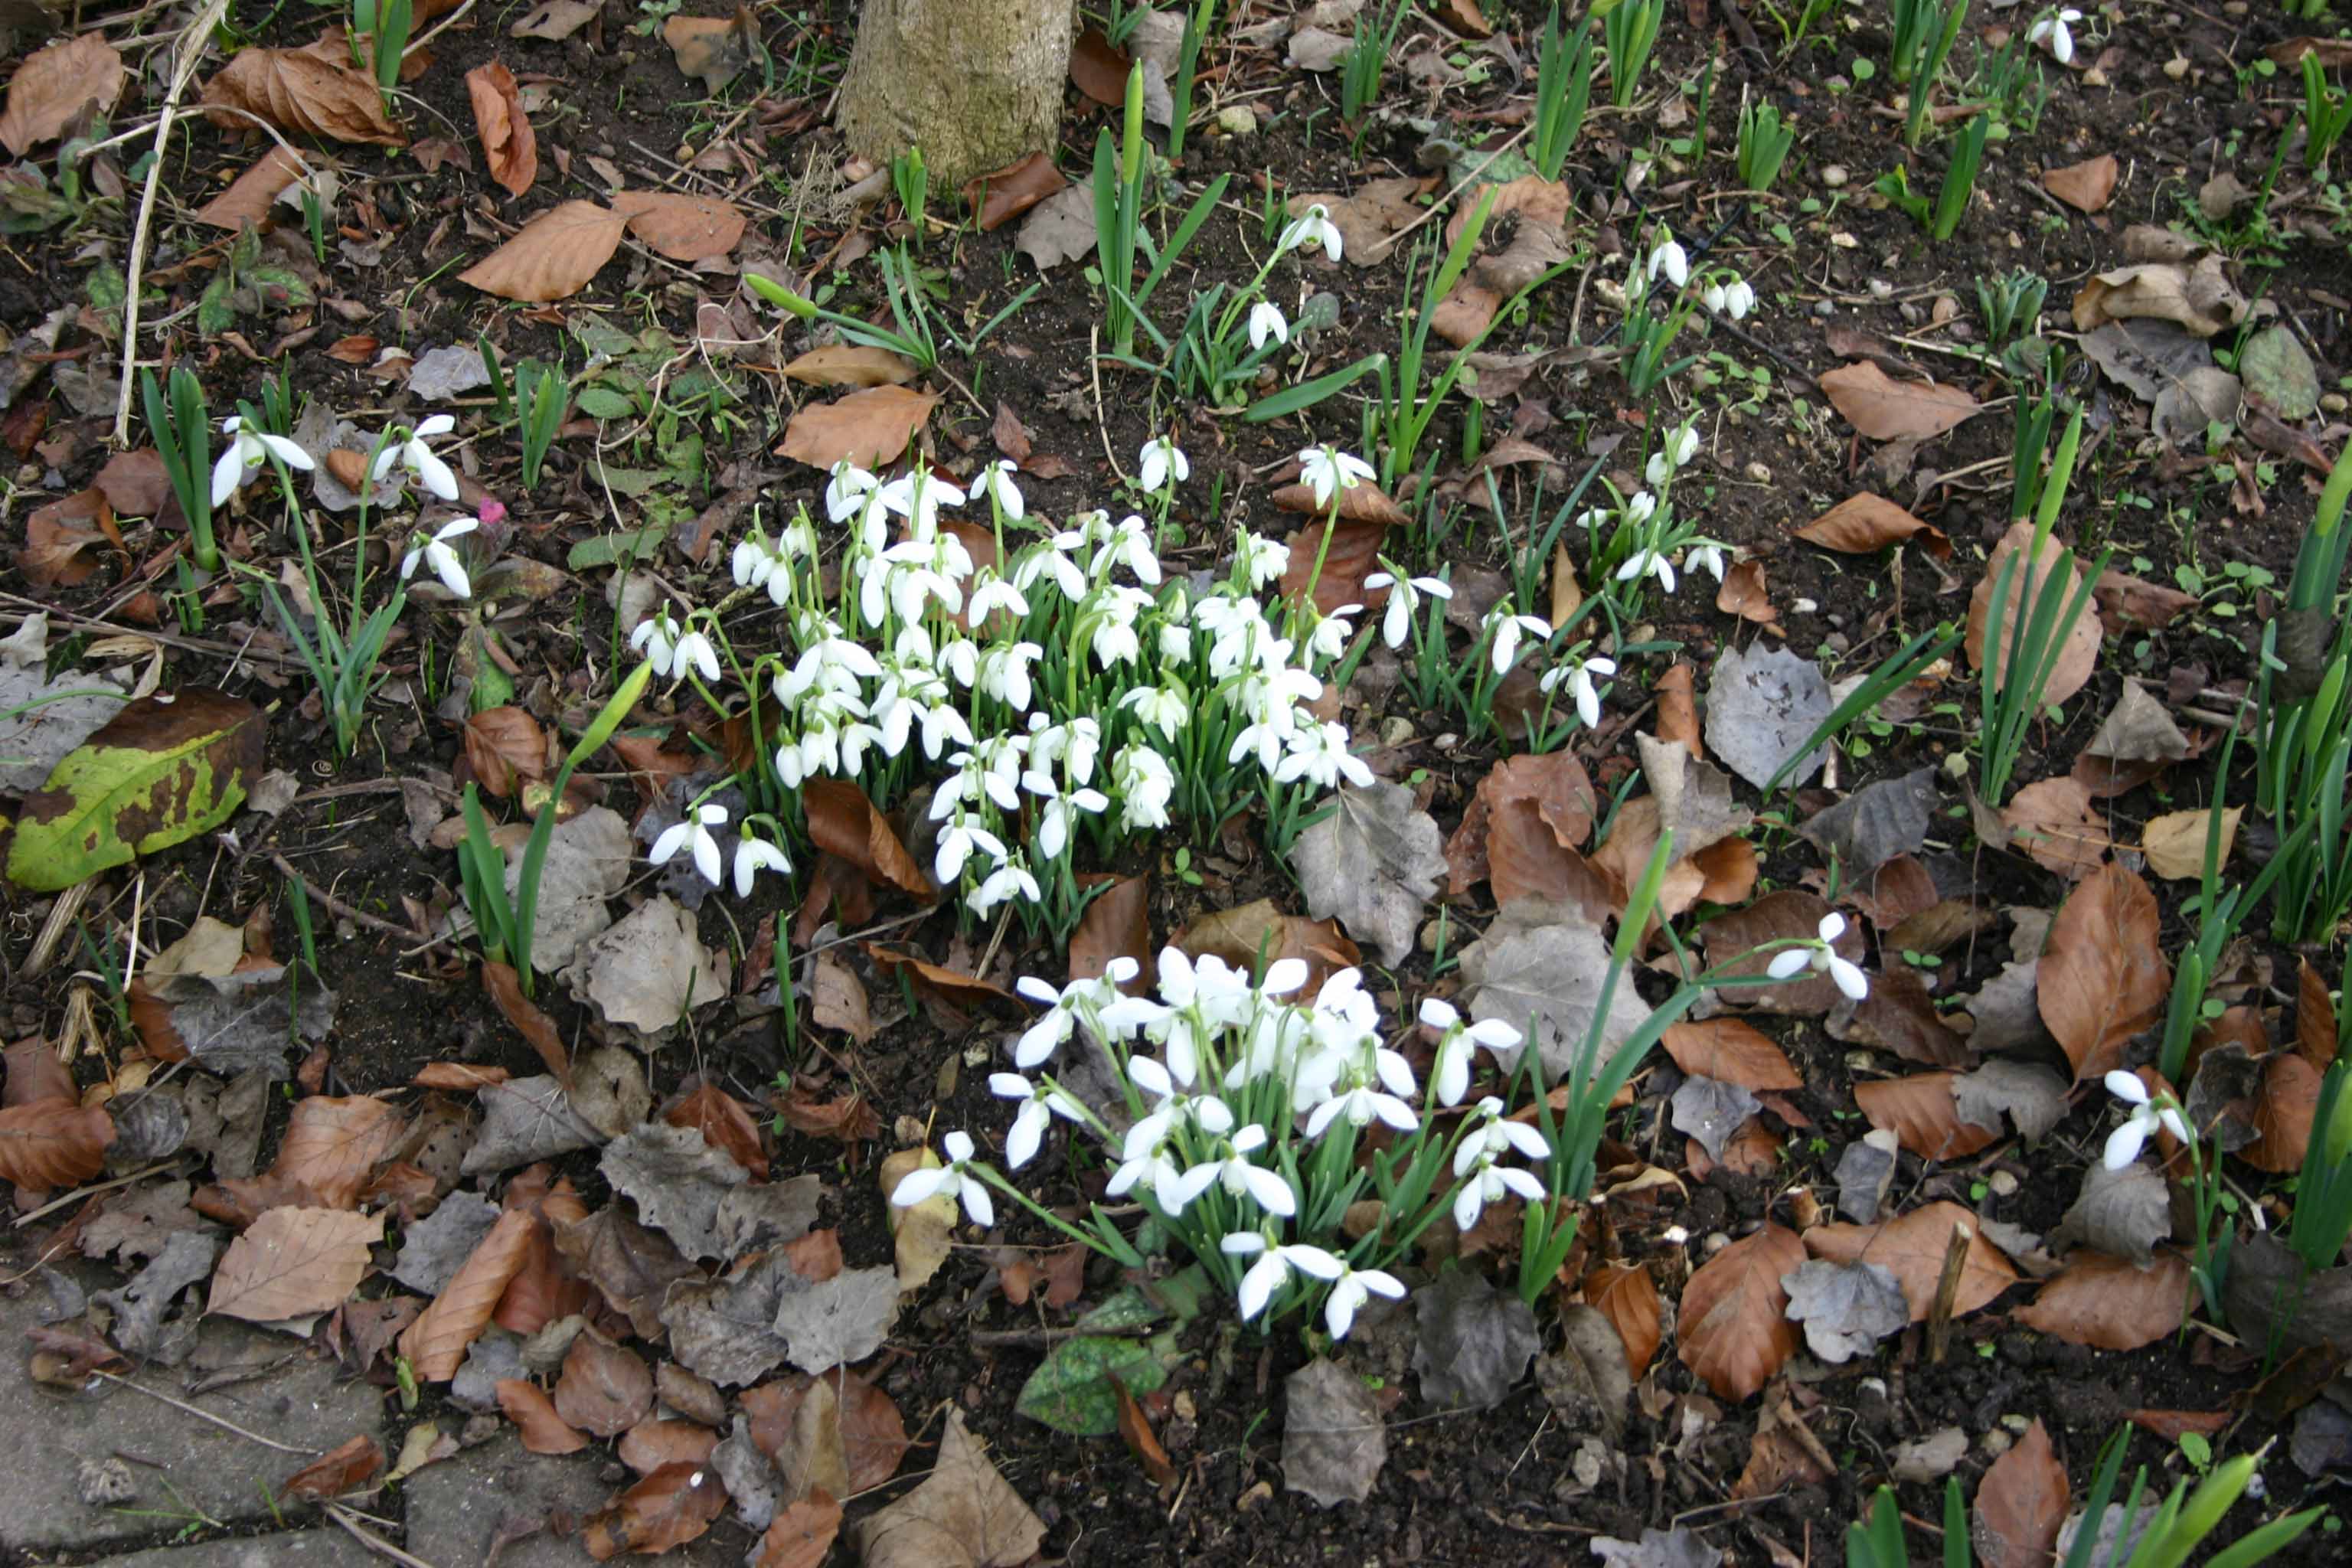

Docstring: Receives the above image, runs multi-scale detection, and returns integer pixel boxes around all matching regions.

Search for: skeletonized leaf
[207,1206,382,1321]
[458,201,629,302]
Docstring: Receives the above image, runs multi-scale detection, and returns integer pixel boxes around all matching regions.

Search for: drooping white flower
[1106,1118,1186,1200]
[211,416,315,507]
[967,861,1042,914]
[877,466,965,534]
[1275,720,1373,790]
[1222,1233,1345,1321]
[1232,530,1292,590]
[1539,655,1616,730]
[370,413,460,501]
[1138,436,1189,495]
[1010,959,1138,1068]
[2027,8,2081,65]
[1686,544,1726,583]
[1706,278,1756,320]
[1615,548,1677,596]
[1248,300,1289,351]
[733,834,791,897]
[1418,1000,1522,1107]
[1278,204,1344,263]
[399,516,479,599]
[1119,683,1191,741]
[2102,1070,2190,1170]
[973,459,1025,521]
[1364,568,1452,649]
[1114,743,1177,831]
[889,1129,994,1228]
[732,528,779,592]
[1297,445,1376,509]
[1303,1055,1419,1139]
[934,814,1008,885]
[825,459,879,523]
[1323,1263,1406,1340]
[630,609,680,675]
[989,1072,1086,1168]
[1483,608,1553,675]
[650,802,728,887]
[1161,1125,1296,1217]
[978,640,1043,712]
[669,623,720,684]
[1647,238,1689,289]
[1764,912,1870,1000]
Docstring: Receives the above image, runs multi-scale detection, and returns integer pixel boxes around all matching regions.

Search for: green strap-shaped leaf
[7,688,264,891]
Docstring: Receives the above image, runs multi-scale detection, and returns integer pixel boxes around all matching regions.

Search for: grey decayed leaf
[406,345,492,401]
[1014,184,1096,272]
[1952,1059,2070,1142]
[567,896,730,1034]
[149,965,336,1080]
[1282,1357,1387,1508]
[1893,1426,1971,1483]
[1455,910,1651,1080]
[93,1229,220,1359]
[390,1190,500,1296]
[461,1075,601,1177]
[554,1207,699,1341]
[1832,1131,1900,1224]
[853,1408,1044,1567]
[660,1250,797,1387]
[450,1330,526,1413]
[1635,735,1753,859]
[774,1263,899,1375]
[78,1178,213,1263]
[2186,1042,2264,1155]
[0,612,126,792]
[1532,1304,1631,1440]
[567,1044,652,1139]
[1671,1076,1761,1161]
[714,1174,822,1261]
[1705,641,1834,790]
[2052,1160,2170,1266]
[1291,779,1447,966]
[2082,680,2190,763]
[1959,960,2045,1055]
[2078,318,2210,404]
[708,1415,782,1530]
[508,806,632,974]
[1798,766,1939,877]
[601,1122,747,1260]
[1591,1526,1718,1568]
[1780,1259,1908,1364]
[106,1091,188,1165]
[1411,1268,1539,1410]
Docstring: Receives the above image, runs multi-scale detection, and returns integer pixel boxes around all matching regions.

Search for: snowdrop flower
[1138,436,1189,495]
[633,608,717,682]
[972,459,1025,520]
[934,814,1008,885]
[889,1130,993,1228]
[1483,607,1553,675]
[1248,299,1289,351]
[1452,1147,1550,1232]
[1161,1126,1296,1217]
[1364,567,1452,649]
[978,640,1043,712]
[1615,548,1677,596]
[1119,683,1191,741]
[1106,1119,1187,1200]
[671,622,720,684]
[2027,8,2081,65]
[400,516,478,599]
[1624,490,1658,526]
[211,416,315,506]
[629,609,680,675]
[1704,278,1756,320]
[1222,1233,1345,1321]
[650,802,728,887]
[1029,778,1109,860]
[1232,530,1292,590]
[1539,655,1617,730]
[1647,237,1689,289]
[1304,1054,1419,1138]
[1114,743,1177,831]
[1093,513,1162,585]
[1278,203,1344,263]
[1297,445,1376,509]
[877,466,965,534]
[967,861,1042,915]
[371,414,460,501]
[1419,1000,1522,1107]
[733,833,791,897]
[1323,1263,1406,1340]
[1764,912,1870,1001]
[1276,720,1373,790]
[732,528,779,592]
[1647,423,1700,485]
[966,570,1030,627]
[826,460,880,524]
[1686,544,1726,583]
[2102,1071,2190,1170]
[989,1073,1086,1168]
[1010,961,1137,1068]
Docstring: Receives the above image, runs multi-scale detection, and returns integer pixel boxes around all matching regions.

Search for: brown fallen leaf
[610,189,746,261]
[1279,518,1390,616]
[2016,1252,2189,1349]
[854,1409,1043,1568]
[1965,523,2100,708]
[2244,1051,2320,1173]
[1069,873,1150,990]
[1113,1377,1178,1491]
[498,1378,590,1453]
[1663,1019,1802,1093]
[1974,1417,2068,1568]
[1820,361,1980,441]
[1805,1201,2018,1321]
[2001,776,2114,881]
[754,1491,844,1568]
[1677,1223,1805,1401]
[2043,154,2118,214]
[1,33,126,157]
[775,1087,882,1145]
[462,706,546,800]
[664,8,756,93]
[2141,805,2239,881]
[412,1063,509,1091]
[1654,663,1701,759]
[1794,492,1953,557]
[2299,958,2340,1069]
[1176,900,1361,999]
[583,1459,729,1559]
[1444,750,1599,897]
[22,489,119,589]
[1067,28,1131,107]
[2092,569,2197,633]
[279,1433,384,1501]
[1285,178,1423,268]
[803,777,934,898]
[783,345,919,388]
[465,61,537,198]
[0,1100,113,1188]
[458,200,629,302]
[2037,862,2167,1082]
[1715,558,1777,625]
[743,1369,909,1493]
[778,385,939,471]
[201,41,404,147]
[400,1207,536,1380]
[964,152,1064,233]
[666,1081,769,1180]
[554,1331,655,1437]
[1581,1262,1663,1380]
[194,144,312,230]
[1854,1073,2000,1161]
[618,1419,720,1475]
[208,1207,383,1321]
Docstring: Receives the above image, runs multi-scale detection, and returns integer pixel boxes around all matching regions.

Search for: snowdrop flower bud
[2027,8,2081,65]
[1647,238,1689,288]
[212,416,315,506]
[400,517,479,599]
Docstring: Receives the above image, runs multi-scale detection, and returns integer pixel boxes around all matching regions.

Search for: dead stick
[1926,1219,1971,1363]
[267,851,449,949]
[93,1371,315,1455]
[325,1503,444,1568]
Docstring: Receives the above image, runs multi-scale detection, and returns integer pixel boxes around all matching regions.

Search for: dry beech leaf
[1662,1019,1802,1093]
[610,189,746,261]
[1975,1419,2068,1568]
[498,1378,590,1453]
[666,1082,769,1181]
[2037,864,2167,1083]
[1819,361,1980,441]
[2141,805,2240,881]
[782,345,919,388]
[1279,518,1390,616]
[0,1100,113,1187]
[2014,1250,2189,1350]
[755,1490,844,1568]
[1794,493,1952,557]
[779,385,939,472]
[1805,1201,2018,1321]
[555,1331,655,1436]
[2001,777,2114,881]
[2,33,126,156]
[1966,522,2100,708]
[1445,750,1599,897]
[465,61,537,198]
[1655,663,1701,758]
[2043,154,2118,214]
[279,1433,384,1501]
[665,9,756,93]
[963,152,1064,233]
[1854,1073,2000,1161]
[1677,1223,1805,1402]
[854,1409,1043,1568]
[201,43,404,147]
[582,1460,730,1560]
[1715,559,1777,625]
[2244,1051,2320,1173]
[400,1207,536,1380]
[458,201,629,302]
[803,778,934,898]
[208,1207,383,1321]
[194,145,310,230]
[1581,1263,1663,1380]
[2299,958,2340,1069]
[619,1419,720,1476]
[1069,873,1151,990]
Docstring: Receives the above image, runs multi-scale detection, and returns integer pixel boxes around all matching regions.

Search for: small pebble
[2083,67,2109,87]
[1744,461,1772,484]
[1814,299,1838,318]
[2324,393,2348,415]
[1989,1170,2020,1197]
[1821,165,1849,188]
[1868,279,1893,299]
[2164,54,2190,80]
[1379,716,1415,747]
[1981,1428,2015,1458]
[1216,104,1257,136]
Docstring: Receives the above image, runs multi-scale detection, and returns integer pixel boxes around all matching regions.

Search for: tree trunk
[838,0,1076,189]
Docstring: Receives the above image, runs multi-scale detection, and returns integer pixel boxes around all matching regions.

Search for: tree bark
[838,0,1076,189]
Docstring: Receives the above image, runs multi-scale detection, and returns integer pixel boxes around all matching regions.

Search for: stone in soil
[400,1432,750,1566]
[56,1530,348,1565]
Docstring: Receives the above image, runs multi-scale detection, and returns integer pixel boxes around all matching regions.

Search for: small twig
[1926,1217,1972,1363]
[1090,323,1123,483]
[970,1325,1155,1350]
[325,1502,444,1568]
[401,0,475,61]
[113,0,230,447]
[267,851,447,949]
[10,1160,181,1229]
[93,1371,316,1455]
[1368,123,1534,264]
